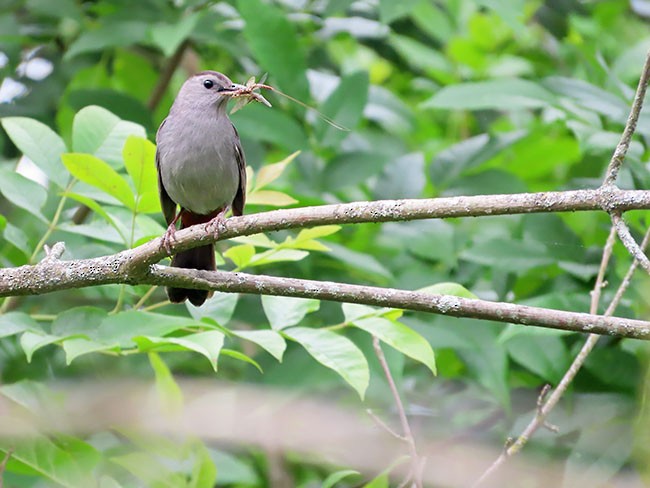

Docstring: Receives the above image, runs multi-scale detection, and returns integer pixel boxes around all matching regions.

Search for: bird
[156,71,247,306]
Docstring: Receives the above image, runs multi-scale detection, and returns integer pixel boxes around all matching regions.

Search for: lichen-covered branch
[147,266,650,339]
[2,189,650,339]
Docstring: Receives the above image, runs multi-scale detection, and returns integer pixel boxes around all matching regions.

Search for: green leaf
[324,151,391,190]
[52,306,108,336]
[429,130,527,189]
[342,303,378,322]
[3,223,31,256]
[62,191,127,241]
[0,168,48,222]
[379,0,419,23]
[278,225,340,252]
[254,151,300,190]
[189,441,217,488]
[390,34,454,80]
[283,327,369,399]
[223,244,256,268]
[542,76,629,123]
[72,105,146,167]
[423,78,556,110]
[62,153,135,209]
[230,103,307,150]
[187,292,239,326]
[262,296,320,330]
[135,331,225,371]
[21,331,77,362]
[249,249,309,266]
[221,349,263,373]
[246,190,298,207]
[0,380,50,411]
[65,21,149,59]
[63,338,119,364]
[238,0,309,101]
[111,451,185,487]
[122,135,158,206]
[149,13,200,57]
[0,312,39,338]
[294,225,341,243]
[418,282,478,299]
[373,152,425,200]
[97,311,203,348]
[363,474,389,488]
[231,329,287,361]
[316,71,369,147]
[326,243,392,280]
[461,238,553,273]
[352,317,436,374]
[503,333,569,383]
[0,437,100,487]
[322,469,361,488]
[1,117,68,188]
[209,449,258,485]
[149,352,184,414]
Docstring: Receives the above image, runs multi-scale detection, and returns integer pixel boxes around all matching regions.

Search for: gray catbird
[156,71,247,306]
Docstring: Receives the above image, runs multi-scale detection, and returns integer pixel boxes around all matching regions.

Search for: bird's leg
[205,207,229,239]
[161,211,182,254]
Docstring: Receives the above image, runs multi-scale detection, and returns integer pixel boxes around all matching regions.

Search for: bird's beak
[221,83,247,95]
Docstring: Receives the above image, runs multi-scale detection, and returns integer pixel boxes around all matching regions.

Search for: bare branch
[373,336,423,488]
[603,49,650,185]
[150,266,650,338]
[147,39,191,111]
[3,250,650,338]
[474,51,650,485]
[107,188,650,268]
[612,213,650,274]
[474,223,650,485]
[367,409,407,441]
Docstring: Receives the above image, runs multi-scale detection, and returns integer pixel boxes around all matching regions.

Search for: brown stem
[373,337,423,488]
[147,39,190,111]
[604,49,650,185]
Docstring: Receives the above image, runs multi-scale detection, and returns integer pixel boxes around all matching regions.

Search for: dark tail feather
[166,244,215,306]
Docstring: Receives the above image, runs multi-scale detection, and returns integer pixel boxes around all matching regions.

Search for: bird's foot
[160,222,177,255]
[205,209,228,239]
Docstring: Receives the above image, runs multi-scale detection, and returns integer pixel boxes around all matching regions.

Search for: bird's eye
[203,79,214,89]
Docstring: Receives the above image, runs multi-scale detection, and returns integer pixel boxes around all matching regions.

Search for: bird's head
[175,71,246,111]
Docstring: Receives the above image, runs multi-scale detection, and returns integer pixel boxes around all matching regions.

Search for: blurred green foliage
[1,0,650,486]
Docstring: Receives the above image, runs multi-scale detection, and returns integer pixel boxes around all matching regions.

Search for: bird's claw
[205,211,227,239]
[161,223,177,255]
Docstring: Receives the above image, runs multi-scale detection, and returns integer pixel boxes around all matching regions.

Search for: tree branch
[474,48,650,485]
[611,213,650,274]
[603,49,650,185]
[125,188,650,268]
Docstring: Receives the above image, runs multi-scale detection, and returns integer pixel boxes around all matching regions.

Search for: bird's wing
[231,125,246,217]
[156,118,178,225]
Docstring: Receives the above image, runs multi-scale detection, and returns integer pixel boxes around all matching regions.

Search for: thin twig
[373,336,423,488]
[612,213,650,274]
[367,409,407,441]
[604,49,650,185]
[148,39,190,111]
[474,222,650,485]
[471,226,618,487]
[0,448,13,488]
[606,226,650,314]
[474,49,650,486]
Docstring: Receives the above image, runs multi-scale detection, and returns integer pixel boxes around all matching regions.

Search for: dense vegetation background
[1,0,650,486]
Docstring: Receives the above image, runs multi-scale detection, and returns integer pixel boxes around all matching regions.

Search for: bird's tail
[166,211,217,306]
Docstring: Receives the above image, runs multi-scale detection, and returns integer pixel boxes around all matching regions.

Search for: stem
[373,337,423,488]
[30,180,76,264]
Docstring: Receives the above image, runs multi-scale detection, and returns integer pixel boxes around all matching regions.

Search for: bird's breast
[158,114,240,215]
